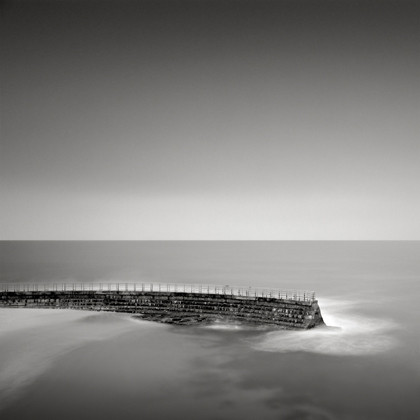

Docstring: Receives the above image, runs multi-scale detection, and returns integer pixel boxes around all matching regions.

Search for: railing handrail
[0,282,316,302]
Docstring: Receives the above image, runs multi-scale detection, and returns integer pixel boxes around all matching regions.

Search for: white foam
[203,322,248,331]
[251,297,399,356]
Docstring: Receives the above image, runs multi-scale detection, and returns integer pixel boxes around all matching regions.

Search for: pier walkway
[0,282,316,302]
[0,282,323,328]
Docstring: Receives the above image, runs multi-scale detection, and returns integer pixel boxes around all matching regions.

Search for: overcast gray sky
[1,0,419,239]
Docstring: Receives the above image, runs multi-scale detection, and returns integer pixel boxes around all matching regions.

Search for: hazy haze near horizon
[1,0,419,239]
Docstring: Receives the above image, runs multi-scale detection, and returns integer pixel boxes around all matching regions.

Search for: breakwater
[0,283,324,329]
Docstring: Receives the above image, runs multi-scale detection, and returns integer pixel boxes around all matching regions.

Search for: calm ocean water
[1,241,419,420]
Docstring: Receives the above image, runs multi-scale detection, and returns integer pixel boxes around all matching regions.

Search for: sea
[0,241,419,420]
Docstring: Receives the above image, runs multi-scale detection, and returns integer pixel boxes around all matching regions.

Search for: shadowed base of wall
[0,291,325,329]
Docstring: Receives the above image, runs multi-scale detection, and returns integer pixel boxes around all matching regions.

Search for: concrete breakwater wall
[0,290,324,329]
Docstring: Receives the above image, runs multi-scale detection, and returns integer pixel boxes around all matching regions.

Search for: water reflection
[0,307,419,420]
[1,241,420,419]
[0,310,157,411]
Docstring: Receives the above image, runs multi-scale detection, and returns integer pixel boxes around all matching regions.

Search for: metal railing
[0,283,316,302]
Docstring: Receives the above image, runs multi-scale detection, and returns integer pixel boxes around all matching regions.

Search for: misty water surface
[1,241,419,420]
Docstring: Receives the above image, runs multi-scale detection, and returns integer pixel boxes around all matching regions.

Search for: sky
[1,0,419,240]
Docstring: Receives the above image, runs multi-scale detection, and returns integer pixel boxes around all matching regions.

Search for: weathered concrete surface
[0,291,324,329]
